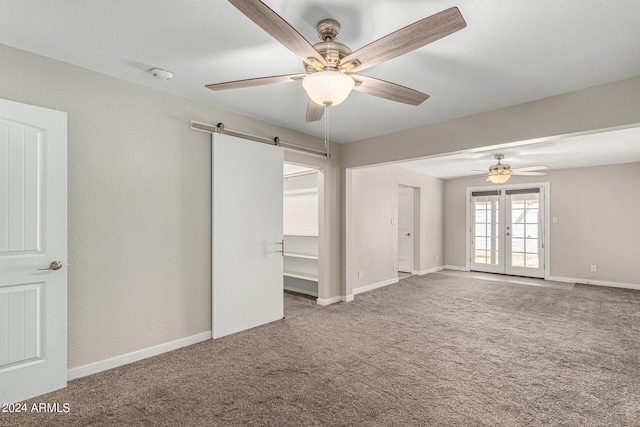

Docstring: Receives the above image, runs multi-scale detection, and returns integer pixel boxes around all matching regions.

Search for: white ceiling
[2,0,640,146]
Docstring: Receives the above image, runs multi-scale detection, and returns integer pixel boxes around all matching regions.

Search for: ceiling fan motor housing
[305,20,352,73]
[489,163,511,173]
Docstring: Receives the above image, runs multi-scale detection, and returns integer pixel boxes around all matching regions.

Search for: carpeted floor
[4,272,640,426]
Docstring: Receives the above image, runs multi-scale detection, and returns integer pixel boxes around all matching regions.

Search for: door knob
[405,233,411,236]
[38,261,63,271]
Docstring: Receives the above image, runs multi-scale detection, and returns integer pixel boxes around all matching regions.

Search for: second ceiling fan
[206,0,467,122]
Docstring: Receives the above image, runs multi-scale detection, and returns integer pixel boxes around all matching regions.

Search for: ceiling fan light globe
[302,71,355,107]
[488,170,511,184]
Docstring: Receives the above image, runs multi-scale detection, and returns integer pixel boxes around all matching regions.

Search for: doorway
[468,184,549,279]
[398,186,414,274]
[283,163,320,299]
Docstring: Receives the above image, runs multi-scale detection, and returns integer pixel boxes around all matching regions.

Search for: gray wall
[341,75,640,293]
[0,43,337,369]
[348,165,444,294]
[444,162,640,285]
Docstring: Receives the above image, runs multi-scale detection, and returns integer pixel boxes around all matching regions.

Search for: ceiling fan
[482,155,548,184]
[206,0,467,122]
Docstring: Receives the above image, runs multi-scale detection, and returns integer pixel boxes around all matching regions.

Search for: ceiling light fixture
[301,71,355,157]
[302,71,355,107]
[488,169,511,184]
[487,154,511,184]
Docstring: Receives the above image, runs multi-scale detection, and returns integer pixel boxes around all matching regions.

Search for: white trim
[343,294,355,302]
[412,266,445,275]
[67,331,212,381]
[444,265,470,272]
[548,276,640,291]
[317,296,342,305]
[353,278,399,295]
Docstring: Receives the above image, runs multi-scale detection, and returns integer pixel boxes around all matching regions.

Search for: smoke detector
[150,68,173,81]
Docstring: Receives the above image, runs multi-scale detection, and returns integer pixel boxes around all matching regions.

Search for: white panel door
[212,133,283,339]
[0,99,67,403]
[398,187,413,273]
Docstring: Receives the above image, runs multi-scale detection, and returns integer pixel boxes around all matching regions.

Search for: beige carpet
[4,273,640,426]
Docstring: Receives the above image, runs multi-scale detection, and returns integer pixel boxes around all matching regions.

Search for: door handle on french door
[38,261,63,271]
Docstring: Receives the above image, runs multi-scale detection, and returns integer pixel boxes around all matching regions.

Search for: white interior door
[398,187,413,273]
[212,133,283,339]
[0,99,67,403]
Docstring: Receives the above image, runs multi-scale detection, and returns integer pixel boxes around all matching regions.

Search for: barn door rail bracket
[190,120,328,158]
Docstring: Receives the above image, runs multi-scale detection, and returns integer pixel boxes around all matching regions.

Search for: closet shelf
[284,252,318,260]
[283,270,319,282]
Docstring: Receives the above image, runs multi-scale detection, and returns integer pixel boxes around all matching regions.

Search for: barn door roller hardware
[190,120,328,158]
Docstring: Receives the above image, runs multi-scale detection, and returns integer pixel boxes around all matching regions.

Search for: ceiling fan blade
[512,165,549,172]
[340,6,466,73]
[512,171,548,176]
[352,75,429,105]
[306,100,324,122]
[229,0,327,70]
[205,74,306,91]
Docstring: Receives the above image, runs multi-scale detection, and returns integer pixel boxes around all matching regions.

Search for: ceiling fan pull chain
[324,103,330,157]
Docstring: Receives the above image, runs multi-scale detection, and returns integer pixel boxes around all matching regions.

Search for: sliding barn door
[0,99,67,403]
[212,133,283,339]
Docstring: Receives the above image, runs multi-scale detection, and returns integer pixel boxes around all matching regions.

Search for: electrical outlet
[357,270,363,278]
[590,265,597,273]
[393,264,398,272]
[391,218,397,225]
[436,255,440,262]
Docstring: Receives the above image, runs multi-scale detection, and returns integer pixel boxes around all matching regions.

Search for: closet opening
[283,162,322,302]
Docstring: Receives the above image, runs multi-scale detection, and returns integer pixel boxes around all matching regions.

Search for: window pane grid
[473,196,499,265]
[510,194,540,270]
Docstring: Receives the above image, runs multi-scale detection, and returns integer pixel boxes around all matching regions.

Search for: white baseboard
[548,276,640,291]
[353,277,399,295]
[412,266,445,275]
[317,296,343,305]
[67,331,212,381]
[444,265,470,272]
[316,294,355,305]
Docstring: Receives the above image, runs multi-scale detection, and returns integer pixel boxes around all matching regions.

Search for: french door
[470,187,545,278]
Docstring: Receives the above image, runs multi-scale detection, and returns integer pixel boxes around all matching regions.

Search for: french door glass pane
[526,255,539,268]
[473,196,499,265]
[509,193,540,271]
